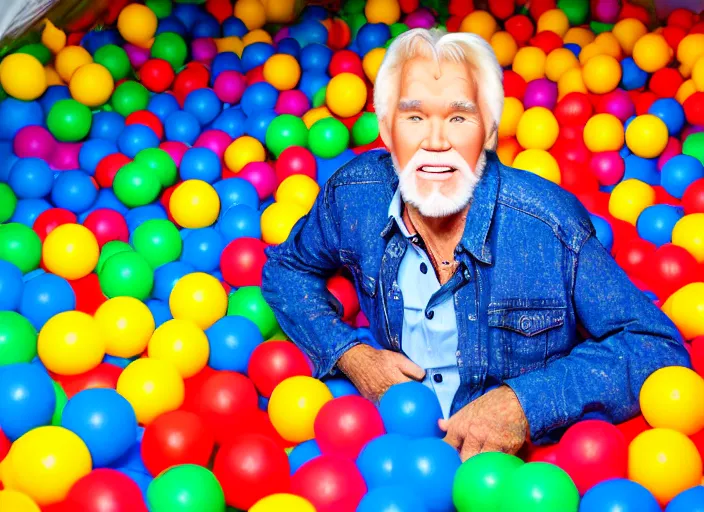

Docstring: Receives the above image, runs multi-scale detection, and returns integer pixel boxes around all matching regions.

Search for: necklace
[403,207,460,279]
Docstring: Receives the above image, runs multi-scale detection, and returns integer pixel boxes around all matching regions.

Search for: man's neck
[404,203,469,243]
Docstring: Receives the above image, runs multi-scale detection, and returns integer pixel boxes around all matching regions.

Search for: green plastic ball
[498,462,579,512]
[351,112,379,146]
[51,380,68,426]
[147,464,226,512]
[146,0,173,19]
[0,183,17,223]
[683,132,704,165]
[312,86,327,108]
[99,251,155,301]
[227,287,278,338]
[111,80,150,117]
[265,114,309,158]
[47,99,92,142]
[390,22,409,38]
[134,148,179,187]
[113,162,162,208]
[17,43,52,65]
[342,0,365,15]
[453,452,524,512]
[94,44,132,81]
[0,311,38,366]
[151,32,188,71]
[309,117,350,159]
[557,0,589,26]
[97,240,134,275]
[132,219,183,269]
[0,223,41,273]
[347,13,367,39]
[590,21,615,34]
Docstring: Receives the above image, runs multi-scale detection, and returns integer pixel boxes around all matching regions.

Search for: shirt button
[426,310,434,320]
[420,262,428,274]
[433,373,443,383]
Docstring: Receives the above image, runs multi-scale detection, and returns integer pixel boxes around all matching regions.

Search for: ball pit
[0,0,703,510]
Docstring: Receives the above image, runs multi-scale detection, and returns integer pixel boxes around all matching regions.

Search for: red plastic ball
[662,25,687,53]
[668,7,697,29]
[291,455,367,512]
[195,371,259,444]
[682,178,704,214]
[691,336,704,377]
[609,216,640,257]
[246,65,266,85]
[205,0,232,23]
[616,414,651,445]
[649,68,684,98]
[0,427,10,462]
[126,110,164,140]
[326,274,360,322]
[229,408,290,450]
[488,0,515,19]
[505,14,534,45]
[314,396,385,459]
[643,243,700,300]
[684,92,704,126]
[329,50,364,78]
[275,146,317,182]
[63,469,147,512]
[139,58,176,93]
[618,3,650,24]
[556,420,628,495]
[445,14,463,33]
[69,273,107,315]
[614,237,656,279]
[213,433,291,510]
[95,153,131,188]
[503,70,526,100]
[399,0,419,13]
[559,160,599,197]
[524,442,560,464]
[180,365,217,413]
[449,0,473,17]
[83,209,129,247]
[690,21,704,34]
[247,341,312,398]
[52,363,122,398]
[173,62,210,105]
[690,424,704,461]
[551,136,591,165]
[530,30,563,54]
[634,91,658,115]
[529,0,556,20]
[32,208,77,242]
[328,18,351,50]
[220,237,267,287]
[653,185,681,206]
[555,92,594,126]
[141,410,215,477]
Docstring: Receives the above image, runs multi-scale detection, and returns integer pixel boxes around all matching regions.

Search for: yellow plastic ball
[365,0,401,24]
[578,42,609,64]
[302,106,332,128]
[42,223,99,281]
[516,107,559,151]
[558,67,587,99]
[692,56,704,92]
[583,54,622,94]
[612,19,648,56]
[54,45,93,83]
[363,47,386,83]
[234,0,267,30]
[41,20,66,54]
[148,319,209,378]
[459,10,498,42]
[512,149,561,185]
[545,48,579,82]
[69,62,114,107]
[662,283,704,340]
[250,494,317,512]
[537,9,569,38]
[640,366,704,436]
[628,428,703,507]
[214,36,245,56]
[672,213,704,263]
[625,114,669,158]
[243,29,273,47]
[261,202,308,245]
[513,47,547,82]
[490,31,518,68]
[117,4,157,45]
[94,296,155,358]
[263,54,301,90]
[38,311,105,376]
[563,27,595,47]
[677,34,704,78]
[169,271,227,330]
[608,179,655,225]
[0,490,40,512]
[498,97,524,139]
[44,66,64,86]
[116,358,184,424]
[224,136,266,173]
[275,175,320,213]
[594,32,623,60]
[269,376,333,443]
[633,33,672,73]
[3,426,91,506]
[326,72,367,118]
[170,180,220,229]
[583,113,624,152]
[0,54,47,101]
[261,0,299,23]
[676,79,697,104]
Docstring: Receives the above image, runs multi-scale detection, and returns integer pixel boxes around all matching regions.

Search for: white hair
[374,28,504,150]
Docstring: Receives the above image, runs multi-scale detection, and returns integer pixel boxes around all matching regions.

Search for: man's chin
[401,189,471,218]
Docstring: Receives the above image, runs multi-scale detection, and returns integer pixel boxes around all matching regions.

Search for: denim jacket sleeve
[261,181,374,378]
[505,234,691,444]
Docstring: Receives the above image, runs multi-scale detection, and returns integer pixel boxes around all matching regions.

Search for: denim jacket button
[520,316,531,332]
[426,310,435,320]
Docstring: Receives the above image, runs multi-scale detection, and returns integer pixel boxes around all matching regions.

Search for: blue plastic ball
[156,16,188,37]
[19,273,76,330]
[665,485,704,512]
[636,204,685,247]
[278,38,302,59]
[648,98,686,136]
[245,109,277,144]
[0,260,24,311]
[125,204,168,233]
[590,214,614,252]
[222,17,248,37]
[181,227,224,272]
[39,85,72,115]
[289,20,328,47]
[300,43,333,72]
[218,204,262,242]
[357,433,409,489]
[0,141,18,181]
[661,154,704,199]
[90,189,130,216]
[103,354,135,369]
[179,147,221,183]
[288,439,322,474]
[299,71,330,101]
[212,107,247,138]
[0,363,56,440]
[315,149,357,186]
[61,388,137,467]
[205,315,264,372]
[259,196,275,213]
[153,261,194,301]
[379,381,443,438]
[146,298,173,328]
[148,93,181,123]
[623,155,660,185]
[211,52,244,82]
[82,29,124,54]
[326,377,361,398]
[192,14,221,38]
[90,111,126,142]
[302,5,328,20]
[165,110,202,145]
[51,170,98,213]
[184,88,222,126]
[10,198,51,226]
[357,486,427,512]
[8,158,53,199]
[0,98,44,140]
[563,43,581,57]
[356,23,391,55]
[580,479,660,512]
[79,139,118,175]
[214,176,260,212]
[621,57,648,90]
[172,3,201,30]
[241,82,279,116]
[241,42,276,73]
[117,124,160,158]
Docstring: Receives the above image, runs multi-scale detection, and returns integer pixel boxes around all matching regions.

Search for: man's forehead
[399,57,476,97]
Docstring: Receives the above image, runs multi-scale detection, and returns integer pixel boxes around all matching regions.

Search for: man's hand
[337,344,426,402]
[439,386,529,461]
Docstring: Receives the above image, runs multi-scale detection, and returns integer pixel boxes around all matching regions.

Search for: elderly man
[262,28,689,459]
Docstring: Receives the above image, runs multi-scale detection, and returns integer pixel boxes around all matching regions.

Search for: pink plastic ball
[123,43,150,70]
[191,38,218,64]
[275,90,310,117]
[238,161,277,200]
[657,137,683,170]
[159,141,188,167]
[681,125,704,140]
[405,9,436,29]
[590,151,625,186]
[83,208,129,247]
[51,142,82,170]
[597,89,635,123]
[194,129,233,158]
[523,78,558,109]
[13,125,56,160]
[593,0,620,23]
[273,27,290,44]
[213,71,247,104]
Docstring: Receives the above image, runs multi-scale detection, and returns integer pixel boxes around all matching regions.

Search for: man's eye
[408,115,422,121]
[450,116,465,123]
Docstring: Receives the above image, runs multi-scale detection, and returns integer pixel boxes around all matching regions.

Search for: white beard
[392,149,486,218]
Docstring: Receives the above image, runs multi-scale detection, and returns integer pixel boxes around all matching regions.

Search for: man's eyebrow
[398,99,422,111]
[450,100,478,113]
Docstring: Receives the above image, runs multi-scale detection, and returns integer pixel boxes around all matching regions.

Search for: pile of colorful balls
[0,0,704,510]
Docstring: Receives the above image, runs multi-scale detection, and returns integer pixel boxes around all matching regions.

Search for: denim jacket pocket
[488,300,566,378]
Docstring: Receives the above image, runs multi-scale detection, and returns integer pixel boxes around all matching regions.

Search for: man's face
[383,57,487,217]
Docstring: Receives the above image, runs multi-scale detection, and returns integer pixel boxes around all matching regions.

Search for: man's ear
[379,117,393,151]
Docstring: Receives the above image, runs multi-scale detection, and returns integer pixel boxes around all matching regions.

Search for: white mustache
[400,149,472,176]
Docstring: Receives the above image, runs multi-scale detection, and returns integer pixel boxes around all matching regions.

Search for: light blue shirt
[388,189,461,419]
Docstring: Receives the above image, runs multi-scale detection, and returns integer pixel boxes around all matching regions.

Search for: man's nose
[423,117,451,152]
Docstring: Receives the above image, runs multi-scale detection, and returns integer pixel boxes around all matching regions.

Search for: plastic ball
[224,136,266,173]
[452,452,524,512]
[205,315,263,373]
[583,54,621,94]
[117,3,157,45]
[49,170,97,214]
[584,113,624,152]
[147,318,208,378]
[0,490,41,512]
[168,271,227,329]
[36,309,103,377]
[672,213,704,263]
[63,468,148,512]
[13,126,56,162]
[112,162,162,208]
[640,366,704,436]
[111,80,150,117]
[0,53,47,101]
[0,260,24,312]
[326,72,367,117]
[309,117,350,158]
[55,45,93,83]
[42,223,99,280]
[132,218,182,269]
[47,99,92,142]
[260,201,307,244]
[377,381,443,438]
[169,180,220,228]
[291,455,366,512]
[69,63,114,107]
[265,114,309,157]
[662,282,704,339]
[147,464,225,512]
[226,286,278,337]
[499,98,523,138]
[665,486,704,512]
[99,250,154,300]
[512,46,546,82]
[609,179,655,225]
[516,107,558,150]
[250,494,316,512]
[497,461,579,512]
[579,479,661,512]
[512,149,561,184]
[625,115,669,158]
[261,53,300,91]
[636,205,684,247]
[116,358,184,425]
[94,296,154,358]
[0,223,41,273]
[633,33,671,73]
[0,363,55,441]
[8,158,52,200]
[683,178,704,215]
[269,375,333,443]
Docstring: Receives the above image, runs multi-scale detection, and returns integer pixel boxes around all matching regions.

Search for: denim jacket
[262,149,690,443]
